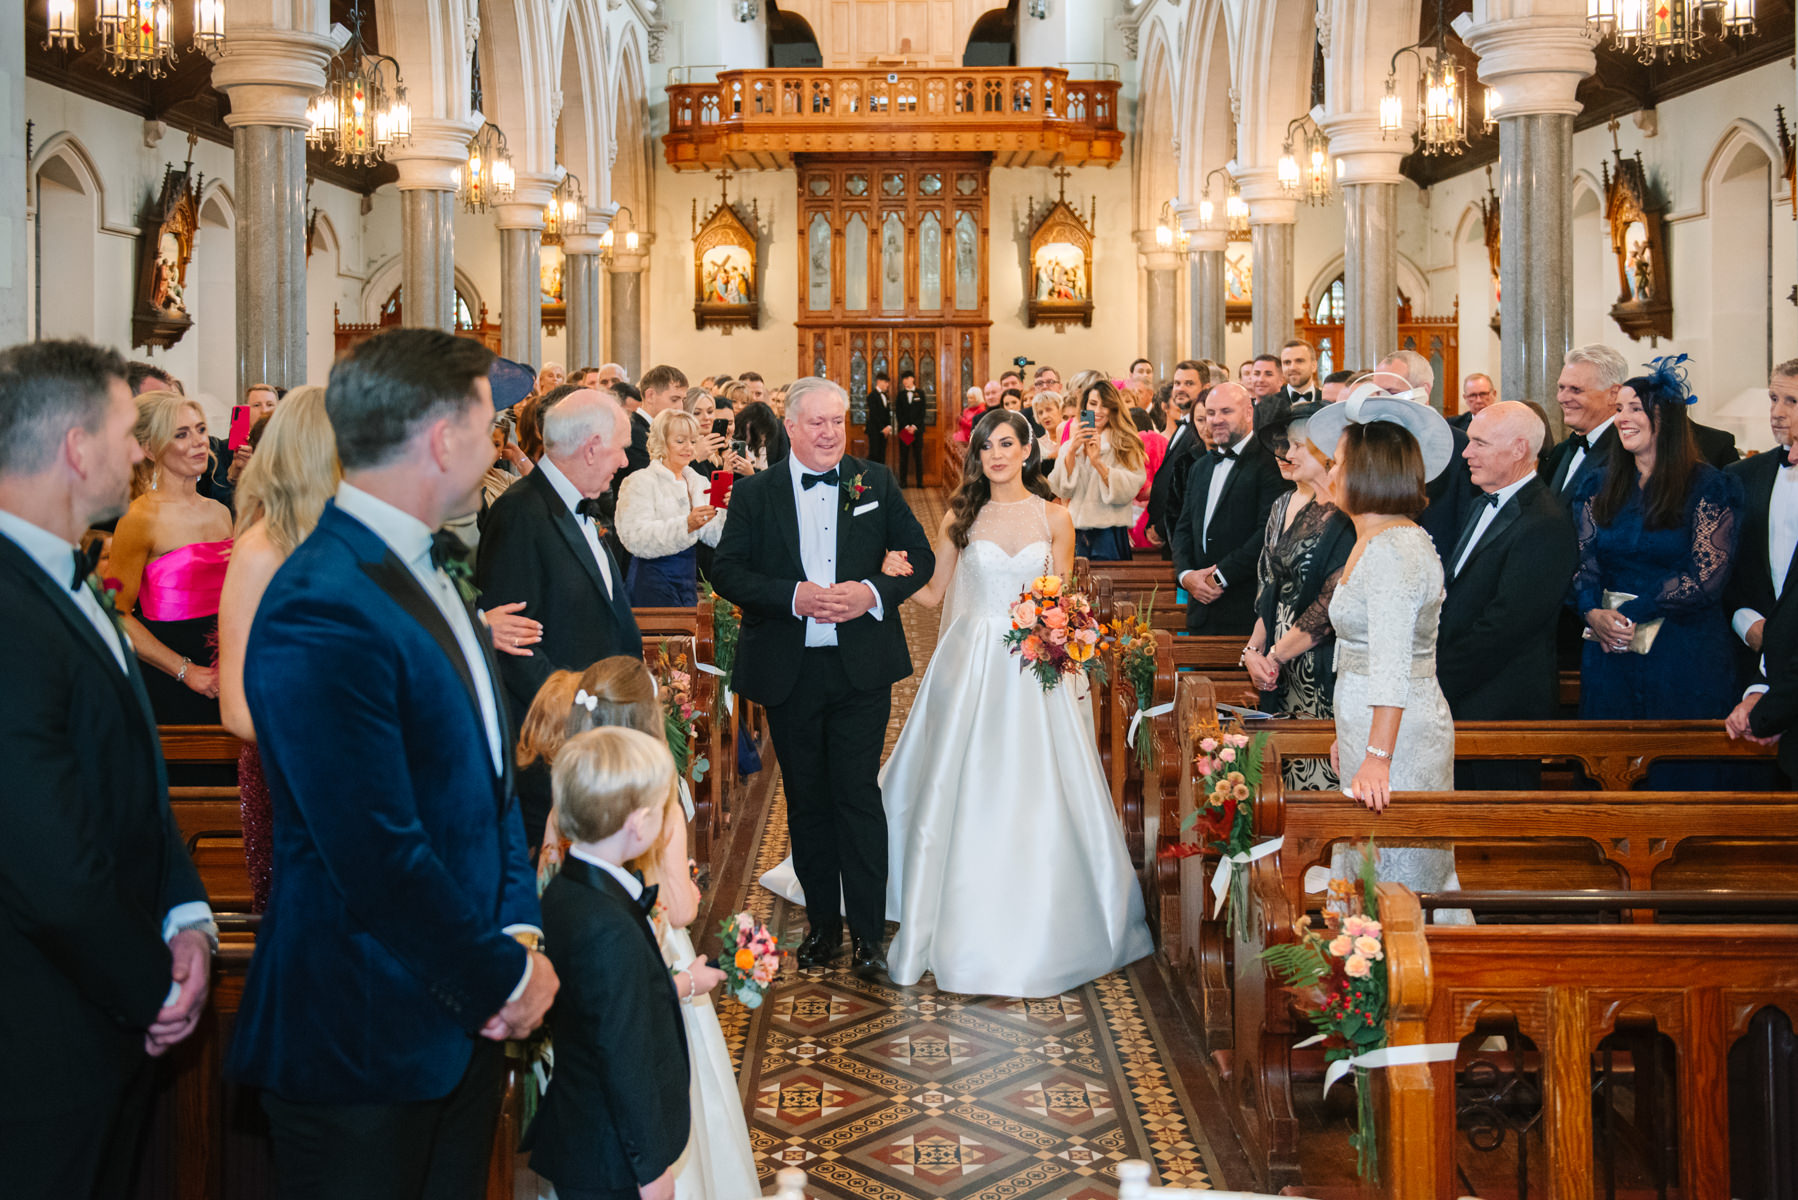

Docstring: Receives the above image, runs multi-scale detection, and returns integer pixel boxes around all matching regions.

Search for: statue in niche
[152,232,187,314]
[1625,222,1653,302]
[1022,174,1094,329]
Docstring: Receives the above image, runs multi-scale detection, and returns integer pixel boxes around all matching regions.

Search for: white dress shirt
[786,454,884,648]
[1452,470,1537,578]
[1203,434,1254,551]
[1560,416,1615,492]
[0,507,214,997]
[335,483,504,776]
[535,455,615,599]
[1733,453,1798,644]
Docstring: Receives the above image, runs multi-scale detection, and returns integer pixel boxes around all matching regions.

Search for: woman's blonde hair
[647,408,702,461]
[517,656,660,769]
[233,385,339,553]
[553,726,676,844]
[1066,371,1147,471]
[130,390,209,498]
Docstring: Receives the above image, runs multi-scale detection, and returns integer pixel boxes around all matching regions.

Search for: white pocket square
[853,501,880,516]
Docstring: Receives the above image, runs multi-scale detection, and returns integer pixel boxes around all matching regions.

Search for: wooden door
[795,156,992,486]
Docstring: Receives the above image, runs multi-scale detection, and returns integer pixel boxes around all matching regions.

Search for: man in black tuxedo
[1448,372,1497,433]
[1172,382,1290,633]
[1542,344,1627,673]
[711,378,935,978]
[1729,557,1798,781]
[1,339,214,1199]
[1437,402,1579,788]
[1146,360,1208,547]
[1377,350,1474,561]
[865,371,893,470]
[1725,363,1798,688]
[1245,354,1286,428]
[1275,339,1322,408]
[894,369,927,488]
[478,390,644,838]
[1692,419,1741,468]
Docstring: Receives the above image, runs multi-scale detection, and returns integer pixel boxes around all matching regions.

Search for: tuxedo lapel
[1748,450,1781,588]
[358,552,485,749]
[530,469,612,604]
[1453,487,1527,581]
[768,463,806,573]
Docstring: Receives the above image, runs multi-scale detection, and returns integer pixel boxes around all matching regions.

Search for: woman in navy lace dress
[1573,358,1743,724]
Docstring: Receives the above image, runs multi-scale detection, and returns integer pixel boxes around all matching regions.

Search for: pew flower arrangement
[656,641,710,785]
[1107,594,1159,771]
[716,911,796,1008]
[1004,574,1108,692]
[1262,851,1388,1184]
[1170,719,1273,940]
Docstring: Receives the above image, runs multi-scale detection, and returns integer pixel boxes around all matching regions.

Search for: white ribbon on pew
[1294,1037,1462,1097]
[1209,835,1285,917]
[693,661,734,715]
[1126,701,1175,749]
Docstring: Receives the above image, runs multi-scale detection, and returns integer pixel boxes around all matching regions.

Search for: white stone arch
[1229,0,1316,171]
[359,255,487,322]
[1449,202,1499,380]
[373,0,475,124]
[1706,124,1778,422]
[28,132,129,232]
[1696,119,1785,219]
[29,134,111,340]
[609,35,651,228]
[1303,251,1432,317]
[1176,0,1238,202]
[1134,28,1180,230]
[477,0,560,174]
[554,0,609,202]
[1570,169,1607,349]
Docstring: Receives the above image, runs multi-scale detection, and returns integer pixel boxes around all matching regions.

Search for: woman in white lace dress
[1307,383,1469,922]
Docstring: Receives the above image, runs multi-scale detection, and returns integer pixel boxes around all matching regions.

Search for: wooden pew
[633,600,725,864]
[1376,884,1798,1199]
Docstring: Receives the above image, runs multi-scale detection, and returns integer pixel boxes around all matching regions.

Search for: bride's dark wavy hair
[946,409,1053,549]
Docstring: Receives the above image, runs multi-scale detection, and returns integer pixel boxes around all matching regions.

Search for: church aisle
[715,489,1225,1199]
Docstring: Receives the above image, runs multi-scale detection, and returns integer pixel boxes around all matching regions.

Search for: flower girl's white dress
[661,920,758,1200]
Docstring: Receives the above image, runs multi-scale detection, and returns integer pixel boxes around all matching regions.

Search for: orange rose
[735,948,757,970]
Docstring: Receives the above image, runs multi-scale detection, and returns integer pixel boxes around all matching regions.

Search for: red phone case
[227,406,254,452]
[708,471,735,508]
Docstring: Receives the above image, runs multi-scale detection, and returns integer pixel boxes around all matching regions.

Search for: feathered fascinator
[1638,353,1699,410]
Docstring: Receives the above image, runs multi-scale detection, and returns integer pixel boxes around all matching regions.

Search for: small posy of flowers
[841,472,870,512]
[1261,848,1388,1182]
[1004,574,1108,693]
[715,911,796,1008]
[1107,595,1159,770]
[656,641,709,784]
[1161,720,1271,938]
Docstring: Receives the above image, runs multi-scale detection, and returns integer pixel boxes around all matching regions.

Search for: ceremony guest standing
[1573,359,1744,725]
[479,389,644,731]
[1729,497,1798,782]
[1242,403,1354,789]
[230,329,554,1199]
[1244,354,1286,426]
[1275,339,1322,407]
[0,339,215,1200]
[1172,382,1290,633]
[617,409,727,606]
[1546,343,1627,500]
[1437,402,1579,788]
[710,378,934,978]
[865,371,893,470]
[1048,373,1149,561]
[1725,359,1798,688]
[110,390,233,725]
[1144,362,1208,546]
[1449,372,1497,431]
[894,369,927,488]
[1377,350,1473,560]
[735,400,789,471]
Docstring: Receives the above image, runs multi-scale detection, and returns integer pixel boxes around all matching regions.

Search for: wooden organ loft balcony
[663,68,1122,170]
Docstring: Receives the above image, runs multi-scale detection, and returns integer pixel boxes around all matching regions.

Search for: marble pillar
[607,247,648,380]
[1342,181,1399,372]
[1,17,26,346]
[499,226,543,367]
[562,234,602,371]
[1145,262,1179,384]
[1497,112,1576,431]
[1249,219,1295,354]
[399,189,456,330]
[1189,230,1228,365]
[208,28,332,395]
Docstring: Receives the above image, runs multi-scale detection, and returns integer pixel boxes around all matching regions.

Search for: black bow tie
[1477,490,1501,508]
[70,541,102,591]
[1210,447,1238,463]
[801,468,840,490]
[575,496,606,522]
[1570,434,1590,453]
[429,529,470,573]
[636,882,659,916]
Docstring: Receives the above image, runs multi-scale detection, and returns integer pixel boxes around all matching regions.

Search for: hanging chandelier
[542,171,586,243]
[1586,1,1755,64]
[43,0,224,77]
[1278,113,1332,205]
[458,121,515,212]
[306,0,409,166]
[1198,166,1249,238]
[1380,0,1469,157]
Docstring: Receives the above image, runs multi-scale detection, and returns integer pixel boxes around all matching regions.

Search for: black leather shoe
[796,928,843,970]
[851,936,889,981]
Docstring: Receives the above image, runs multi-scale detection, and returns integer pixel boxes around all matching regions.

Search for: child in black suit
[525,727,692,1200]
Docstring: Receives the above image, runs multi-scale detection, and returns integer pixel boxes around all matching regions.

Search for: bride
[763,409,1153,997]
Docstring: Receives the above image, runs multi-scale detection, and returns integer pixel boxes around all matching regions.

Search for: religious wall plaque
[1603,127,1672,345]
[692,172,760,331]
[1024,169,1094,330]
[133,152,200,352]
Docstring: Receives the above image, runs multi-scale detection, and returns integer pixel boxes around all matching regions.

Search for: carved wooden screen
[795,156,992,486]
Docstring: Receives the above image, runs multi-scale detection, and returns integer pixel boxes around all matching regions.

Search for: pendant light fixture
[1380,0,1469,157]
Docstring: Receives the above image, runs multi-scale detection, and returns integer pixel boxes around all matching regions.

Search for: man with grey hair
[1546,343,1627,498]
[712,377,935,980]
[1451,372,1497,432]
[477,388,643,844]
[1378,348,1474,559]
[1438,401,1579,784]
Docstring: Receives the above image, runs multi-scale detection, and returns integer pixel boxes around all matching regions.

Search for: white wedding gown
[761,496,1153,997]
[662,924,759,1200]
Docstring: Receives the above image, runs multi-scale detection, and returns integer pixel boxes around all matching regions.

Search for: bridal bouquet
[656,642,710,784]
[1262,849,1389,1183]
[1004,574,1107,692]
[716,911,794,1008]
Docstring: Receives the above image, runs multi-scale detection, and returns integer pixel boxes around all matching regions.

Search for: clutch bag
[1581,589,1663,654]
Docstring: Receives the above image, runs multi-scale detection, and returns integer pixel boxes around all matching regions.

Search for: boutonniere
[441,556,480,607]
[841,472,869,512]
[86,574,123,618]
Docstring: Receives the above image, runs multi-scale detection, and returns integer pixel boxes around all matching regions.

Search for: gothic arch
[1696,119,1785,219]
[1304,251,1432,318]
[1230,0,1316,171]
[360,255,486,322]
[478,0,560,175]
[373,0,473,124]
[1134,30,1179,230]
[1176,0,1237,204]
[609,37,651,228]
[28,132,130,235]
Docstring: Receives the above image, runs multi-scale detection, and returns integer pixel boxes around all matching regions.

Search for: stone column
[389,119,477,331]
[1463,12,1596,436]
[495,181,554,368]
[1188,228,1228,365]
[562,233,602,371]
[1,12,26,346]
[606,245,649,380]
[1342,181,1399,370]
[1244,195,1297,354]
[1135,231,1181,383]
[208,28,333,395]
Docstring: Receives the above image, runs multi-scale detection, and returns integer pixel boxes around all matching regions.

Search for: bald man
[1437,402,1579,783]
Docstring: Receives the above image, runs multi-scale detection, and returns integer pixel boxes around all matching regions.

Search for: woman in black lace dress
[1242,402,1355,790]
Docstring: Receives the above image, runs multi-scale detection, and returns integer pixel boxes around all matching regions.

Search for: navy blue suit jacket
[228,502,540,1103]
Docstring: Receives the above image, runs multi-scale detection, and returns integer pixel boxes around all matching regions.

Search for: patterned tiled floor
[716,489,1223,1199]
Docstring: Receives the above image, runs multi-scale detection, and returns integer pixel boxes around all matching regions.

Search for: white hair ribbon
[573,689,599,714]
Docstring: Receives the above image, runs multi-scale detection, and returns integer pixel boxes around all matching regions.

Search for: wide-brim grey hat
[1304,373,1455,481]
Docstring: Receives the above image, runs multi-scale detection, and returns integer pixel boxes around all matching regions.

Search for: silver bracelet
[1365,744,1392,761]
[176,656,192,684]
